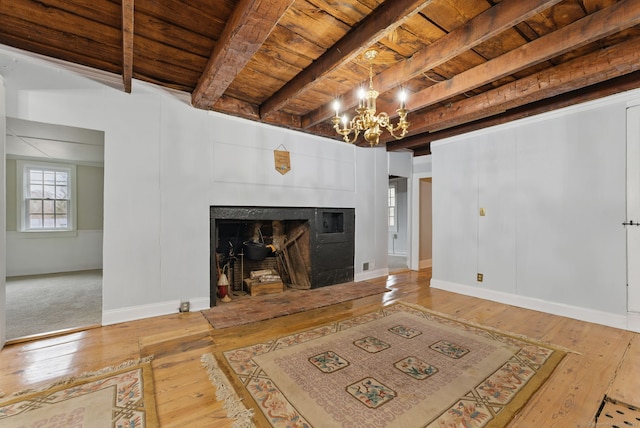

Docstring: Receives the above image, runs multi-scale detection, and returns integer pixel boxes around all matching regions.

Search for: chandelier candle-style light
[332,49,409,146]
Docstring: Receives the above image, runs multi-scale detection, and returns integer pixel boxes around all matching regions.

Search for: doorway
[5,118,104,341]
[388,177,408,272]
[419,177,433,270]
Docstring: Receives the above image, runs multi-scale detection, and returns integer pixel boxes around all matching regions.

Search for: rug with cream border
[0,358,158,427]
[203,302,566,427]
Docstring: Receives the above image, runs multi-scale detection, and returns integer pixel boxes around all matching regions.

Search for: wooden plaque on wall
[274,149,291,175]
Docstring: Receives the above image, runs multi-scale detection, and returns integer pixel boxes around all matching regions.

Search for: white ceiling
[6,117,104,166]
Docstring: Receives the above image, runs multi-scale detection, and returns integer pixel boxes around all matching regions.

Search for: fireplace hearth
[210,206,355,306]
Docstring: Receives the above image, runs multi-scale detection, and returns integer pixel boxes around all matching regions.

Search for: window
[17,160,76,232]
[388,183,397,232]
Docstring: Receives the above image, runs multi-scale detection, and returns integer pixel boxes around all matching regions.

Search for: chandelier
[332,49,409,146]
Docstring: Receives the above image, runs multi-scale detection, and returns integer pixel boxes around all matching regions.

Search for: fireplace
[210,206,355,306]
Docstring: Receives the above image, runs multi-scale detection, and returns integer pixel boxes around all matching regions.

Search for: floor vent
[595,396,640,427]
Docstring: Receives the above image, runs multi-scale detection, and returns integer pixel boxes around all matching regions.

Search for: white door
[627,106,640,313]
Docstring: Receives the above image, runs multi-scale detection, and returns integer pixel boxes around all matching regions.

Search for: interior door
[627,105,640,313]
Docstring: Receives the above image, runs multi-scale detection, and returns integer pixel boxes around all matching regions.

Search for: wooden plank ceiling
[1,0,639,156]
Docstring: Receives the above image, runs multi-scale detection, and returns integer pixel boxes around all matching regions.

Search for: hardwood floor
[1,268,638,427]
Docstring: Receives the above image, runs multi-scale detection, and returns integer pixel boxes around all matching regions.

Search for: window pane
[29,170,43,184]
[29,184,42,198]
[43,185,56,199]
[43,200,55,214]
[43,215,55,228]
[56,200,68,214]
[56,186,68,199]
[29,200,42,214]
[29,214,42,228]
[56,215,68,228]
[55,171,68,185]
[389,207,395,227]
[43,171,56,185]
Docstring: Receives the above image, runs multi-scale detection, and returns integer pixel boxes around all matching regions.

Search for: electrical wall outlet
[179,301,190,312]
[477,273,484,282]
[363,262,369,271]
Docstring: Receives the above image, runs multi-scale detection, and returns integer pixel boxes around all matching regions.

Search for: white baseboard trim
[103,301,181,325]
[102,296,211,325]
[189,297,211,312]
[430,278,635,332]
[419,259,432,269]
[628,312,640,333]
[355,268,388,282]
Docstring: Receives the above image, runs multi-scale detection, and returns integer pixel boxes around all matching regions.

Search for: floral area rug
[205,302,566,427]
[0,358,158,427]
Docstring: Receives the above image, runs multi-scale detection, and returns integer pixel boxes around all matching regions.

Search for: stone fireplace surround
[210,206,355,306]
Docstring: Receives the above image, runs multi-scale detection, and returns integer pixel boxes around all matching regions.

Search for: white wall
[354,146,389,280]
[0,76,7,346]
[431,91,634,330]
[6,231,103,276]
[1,47,387,324]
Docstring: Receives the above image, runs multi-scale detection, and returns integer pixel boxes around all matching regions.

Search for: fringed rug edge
[201,352,256,428]
[0,356,159,427]
[0,355,155,402]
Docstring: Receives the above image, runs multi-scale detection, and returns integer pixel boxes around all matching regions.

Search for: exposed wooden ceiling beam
[398,0,640,117]
[259,0,432,119]
[399,70,640,155]
[211,95,302,128]
[385,132,432,151]
[386,40,640,153]
[403,34,640,137]
[191,0,296,109]
[302,0,563,129]
[411,144,431,156]
[121,0,134,93]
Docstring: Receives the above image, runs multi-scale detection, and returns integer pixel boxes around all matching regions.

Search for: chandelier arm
[343,128,360,144]
[385,120,410,139]
[332,115,363,144]
[331,48,410,146]
[387,127,409,140]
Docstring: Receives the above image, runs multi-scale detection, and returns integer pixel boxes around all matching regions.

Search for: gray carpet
[5,270,102,340]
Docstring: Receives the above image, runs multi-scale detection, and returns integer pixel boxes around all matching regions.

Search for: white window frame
[388,182,397,232]
[17,160,77,234]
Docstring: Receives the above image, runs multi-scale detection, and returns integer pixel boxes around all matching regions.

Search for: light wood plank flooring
[1,268,638,427]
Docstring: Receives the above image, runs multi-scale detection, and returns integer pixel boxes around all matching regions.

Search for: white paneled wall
[431,93,632,329]
[1,49,386,324]
[1,76,6,346]
[432,139,479,287]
